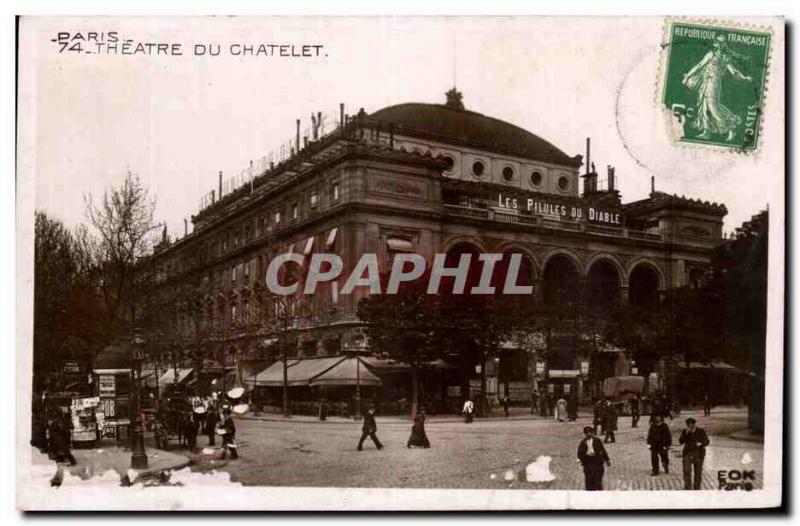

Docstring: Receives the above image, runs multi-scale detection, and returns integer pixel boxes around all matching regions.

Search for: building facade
[143,89,727,408]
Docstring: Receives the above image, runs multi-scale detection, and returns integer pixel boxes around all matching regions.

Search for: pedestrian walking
[646,415,672,475]
[184,409,199,451]
[703,394,712,417]
[547,393,556,417]
[407,409,431,448]
[679,417,710,490]
[630,395,641,428]
[530,391,539,415]
[319,399,328,421]
[204,402,219,447]
[219,407,238,459]
[47,409,76,466]
[501,395,510,417]
[462,398,475,424]
[592,399,602,435]
[602,399,618,443]
[567,395,578,421]
[555,397,567,422]
[357,406,383,451]
[662,395,674,419]
[577,426,610,491]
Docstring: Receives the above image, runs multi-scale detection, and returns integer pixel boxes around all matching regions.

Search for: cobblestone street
[187,408,763,491]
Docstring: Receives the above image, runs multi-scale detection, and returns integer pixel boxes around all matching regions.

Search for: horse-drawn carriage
[153,396,194,450]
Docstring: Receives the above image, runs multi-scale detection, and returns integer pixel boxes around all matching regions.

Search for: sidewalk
[727,430,765,444]
[33,445,191,484]
[239,409,573,424]
[238,405,751,425]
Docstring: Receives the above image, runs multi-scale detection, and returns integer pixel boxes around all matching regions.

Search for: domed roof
[369,98,579,167]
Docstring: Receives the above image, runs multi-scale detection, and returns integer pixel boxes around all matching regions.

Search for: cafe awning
[309,357,382,387]
[678,360,746,374]
[280,357,345,386]
[158,368,194,387]
[246,359,300,387]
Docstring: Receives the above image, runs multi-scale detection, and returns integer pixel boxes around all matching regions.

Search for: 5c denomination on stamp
[661,20,771,151]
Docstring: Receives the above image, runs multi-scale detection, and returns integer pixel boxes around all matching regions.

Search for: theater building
[143,89,726,411]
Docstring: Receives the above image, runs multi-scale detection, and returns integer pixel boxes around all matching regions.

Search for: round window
[558,176,569,190]
[502,166,514,181]
[443,156,455,172]
[530,171,543,186]
[472,161,485,177]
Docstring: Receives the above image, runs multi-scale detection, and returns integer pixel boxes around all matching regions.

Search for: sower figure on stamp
[682,35,753,141]
[679,417,710,489]
[357,405,383,451]
[577,426,610,491]
[647,415,672,476]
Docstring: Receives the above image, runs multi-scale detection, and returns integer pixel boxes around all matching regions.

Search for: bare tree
[84,171,159,330]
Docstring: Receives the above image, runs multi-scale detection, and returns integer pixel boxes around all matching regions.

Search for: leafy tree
[357,273,446,417]
[33,212,102,393]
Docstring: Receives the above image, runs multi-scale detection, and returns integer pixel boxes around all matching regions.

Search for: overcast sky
[20,16,784,240]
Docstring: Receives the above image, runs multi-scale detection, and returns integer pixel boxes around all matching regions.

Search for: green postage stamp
[661,20,771,151]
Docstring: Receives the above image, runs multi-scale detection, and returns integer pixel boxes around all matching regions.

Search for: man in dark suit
[577,426,611,490]
[357,406,383,451]
[646,415,672,475]
[630,395,641,428]
[602,399,618,443]
[679,417,710,489]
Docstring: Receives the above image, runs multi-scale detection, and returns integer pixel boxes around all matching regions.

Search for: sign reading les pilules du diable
[662,21,771,151]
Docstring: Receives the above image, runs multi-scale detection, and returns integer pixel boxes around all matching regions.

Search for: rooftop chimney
[296,119,301,153]
[607,165,615,191]
[585,137,591,176]
[218,171,223,198]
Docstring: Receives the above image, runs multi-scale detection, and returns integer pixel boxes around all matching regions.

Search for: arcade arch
[542,254,582,305]
[628,262,662,309]
[586,258,622,312]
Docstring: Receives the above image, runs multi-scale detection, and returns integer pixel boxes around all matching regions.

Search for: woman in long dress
[555,397,568,422]
[682,35,752,141]
[407,409,431,448]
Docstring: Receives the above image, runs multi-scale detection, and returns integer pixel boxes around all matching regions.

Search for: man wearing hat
[577,426,610,490]
[679,417,709,489]
[357,405,383,451]
[646,415,672,476]
[219,407,238,459]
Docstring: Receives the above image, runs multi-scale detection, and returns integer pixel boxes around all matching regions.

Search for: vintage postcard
[16,16,785,510]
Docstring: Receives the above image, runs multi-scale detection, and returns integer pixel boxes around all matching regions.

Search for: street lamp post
[343,342,362,420]
[355,353,362,421]
[130,330,148,470]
